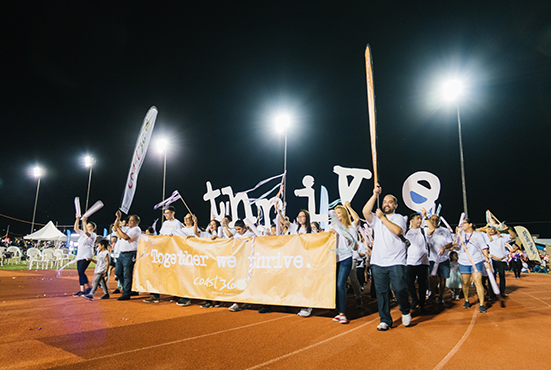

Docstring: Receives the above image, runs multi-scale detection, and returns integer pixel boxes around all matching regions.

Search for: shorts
[429,259,450,279]
[109,255,116,268]
[459,261,485,274]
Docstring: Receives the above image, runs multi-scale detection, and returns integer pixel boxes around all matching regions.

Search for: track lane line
[44,314,293,368]
[432,308,478,370]
[517,291,551,307]
[243,308,402,370]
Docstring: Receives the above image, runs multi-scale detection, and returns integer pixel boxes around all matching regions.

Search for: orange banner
[365,44,378,185]
[133,233,337,308]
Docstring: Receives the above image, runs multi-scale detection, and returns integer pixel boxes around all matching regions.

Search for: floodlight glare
[33,167,43,178]
[156,138,169,154]
[274,114,291,133]
[84,155,95,168]
[442,80,463,101]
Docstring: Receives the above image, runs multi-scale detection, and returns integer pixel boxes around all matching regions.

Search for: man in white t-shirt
[144,206,184,303]
[485,227,511,298]
[159,206,184,236]
[362,184,411,331]
[113,210,141,301]
[406,210,434,312]
[428,215,454,304]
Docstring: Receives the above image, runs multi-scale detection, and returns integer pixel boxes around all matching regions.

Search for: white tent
[24,221,67,241]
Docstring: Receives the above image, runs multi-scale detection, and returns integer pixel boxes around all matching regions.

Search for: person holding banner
[219,216,235,238]
[173,213,200,307]
[428,214,454,305]
[144,206,183,304]
[181,213,200,238]
[73,215,97,297]
[362,184,411,331]
[291,210,315,317]
[485,227,511,299]
[456,219,490,313]
[113,211,141,301]
[228,219,255,312]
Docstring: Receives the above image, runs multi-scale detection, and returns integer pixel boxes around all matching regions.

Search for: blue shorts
[429,259,451,279]
[459,261,485,274]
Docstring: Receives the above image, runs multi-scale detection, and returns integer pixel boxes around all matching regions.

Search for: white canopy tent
[24,221,67,242]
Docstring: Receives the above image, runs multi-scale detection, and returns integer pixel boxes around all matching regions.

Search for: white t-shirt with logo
[76,231,96,261]
[118,226,141,252]
[334,225,357,262]
[406,228,429,266]
[429,226,453,262]
[485,233,512,261]
[369,213,408,267]
[178,226,197,237]
[458,231,488,265]
[159,219,183,236]
[233,230,255,240]
[113,227,128,258]
[94,249,109,274]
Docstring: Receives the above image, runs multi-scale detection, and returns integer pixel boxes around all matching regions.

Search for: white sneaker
[297,308,313,317]
[402,313,412,327]
[228,303,241,312]
[377,322,390,331]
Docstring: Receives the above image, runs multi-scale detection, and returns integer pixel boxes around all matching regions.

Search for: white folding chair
[7,246,22,265]
[54,249,71,268]
[41,248,56,269]
[27,248,43,270]
[0,247,5,266]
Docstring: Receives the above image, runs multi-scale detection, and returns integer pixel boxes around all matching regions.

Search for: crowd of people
[2,184,548,330]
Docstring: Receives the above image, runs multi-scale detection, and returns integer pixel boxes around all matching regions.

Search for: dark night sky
[1,1,550,239]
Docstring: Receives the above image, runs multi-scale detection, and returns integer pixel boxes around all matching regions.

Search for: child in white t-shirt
[85,240,110,300]
[446,251,462,300]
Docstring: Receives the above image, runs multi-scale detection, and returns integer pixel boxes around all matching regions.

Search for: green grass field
[0,261,96,270]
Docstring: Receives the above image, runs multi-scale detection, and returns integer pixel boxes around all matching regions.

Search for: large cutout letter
[221,186,257,227]
[203,181,221,220]
[402,171,441,213]
[333,165,372,204]
[294,175,327,223]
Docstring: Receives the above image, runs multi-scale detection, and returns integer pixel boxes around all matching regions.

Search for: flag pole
[180,197,193,215]
[365,44,379,208]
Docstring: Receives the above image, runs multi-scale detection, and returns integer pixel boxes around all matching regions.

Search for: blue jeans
[116,251,136,297]
[336,257,352,314]
[372,264,411,325]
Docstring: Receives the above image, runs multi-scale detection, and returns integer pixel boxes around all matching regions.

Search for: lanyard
[464,232,474,246]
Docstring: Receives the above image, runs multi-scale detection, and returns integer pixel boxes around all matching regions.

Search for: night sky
[1,1,550,239]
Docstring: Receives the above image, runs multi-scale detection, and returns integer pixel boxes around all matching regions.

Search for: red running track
[1,269,550,369]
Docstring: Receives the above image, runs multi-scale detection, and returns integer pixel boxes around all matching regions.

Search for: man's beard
[383,206,394,214]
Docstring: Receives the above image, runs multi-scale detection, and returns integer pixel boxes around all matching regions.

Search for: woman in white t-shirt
[456,218,490,313]
[289,210,316,317]
[329,205,357,324]
[73,215,97,297]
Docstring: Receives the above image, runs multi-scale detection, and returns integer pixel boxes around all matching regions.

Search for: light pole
[274,114,291,210]
[443,80,468,218]
[31,166,43,233]
[84,156,95,212]
[156,138,169,221]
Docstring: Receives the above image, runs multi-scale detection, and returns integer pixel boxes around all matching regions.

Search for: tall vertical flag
[120,106,158,214]
[365,44,378,186]
[514,226,542,262]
